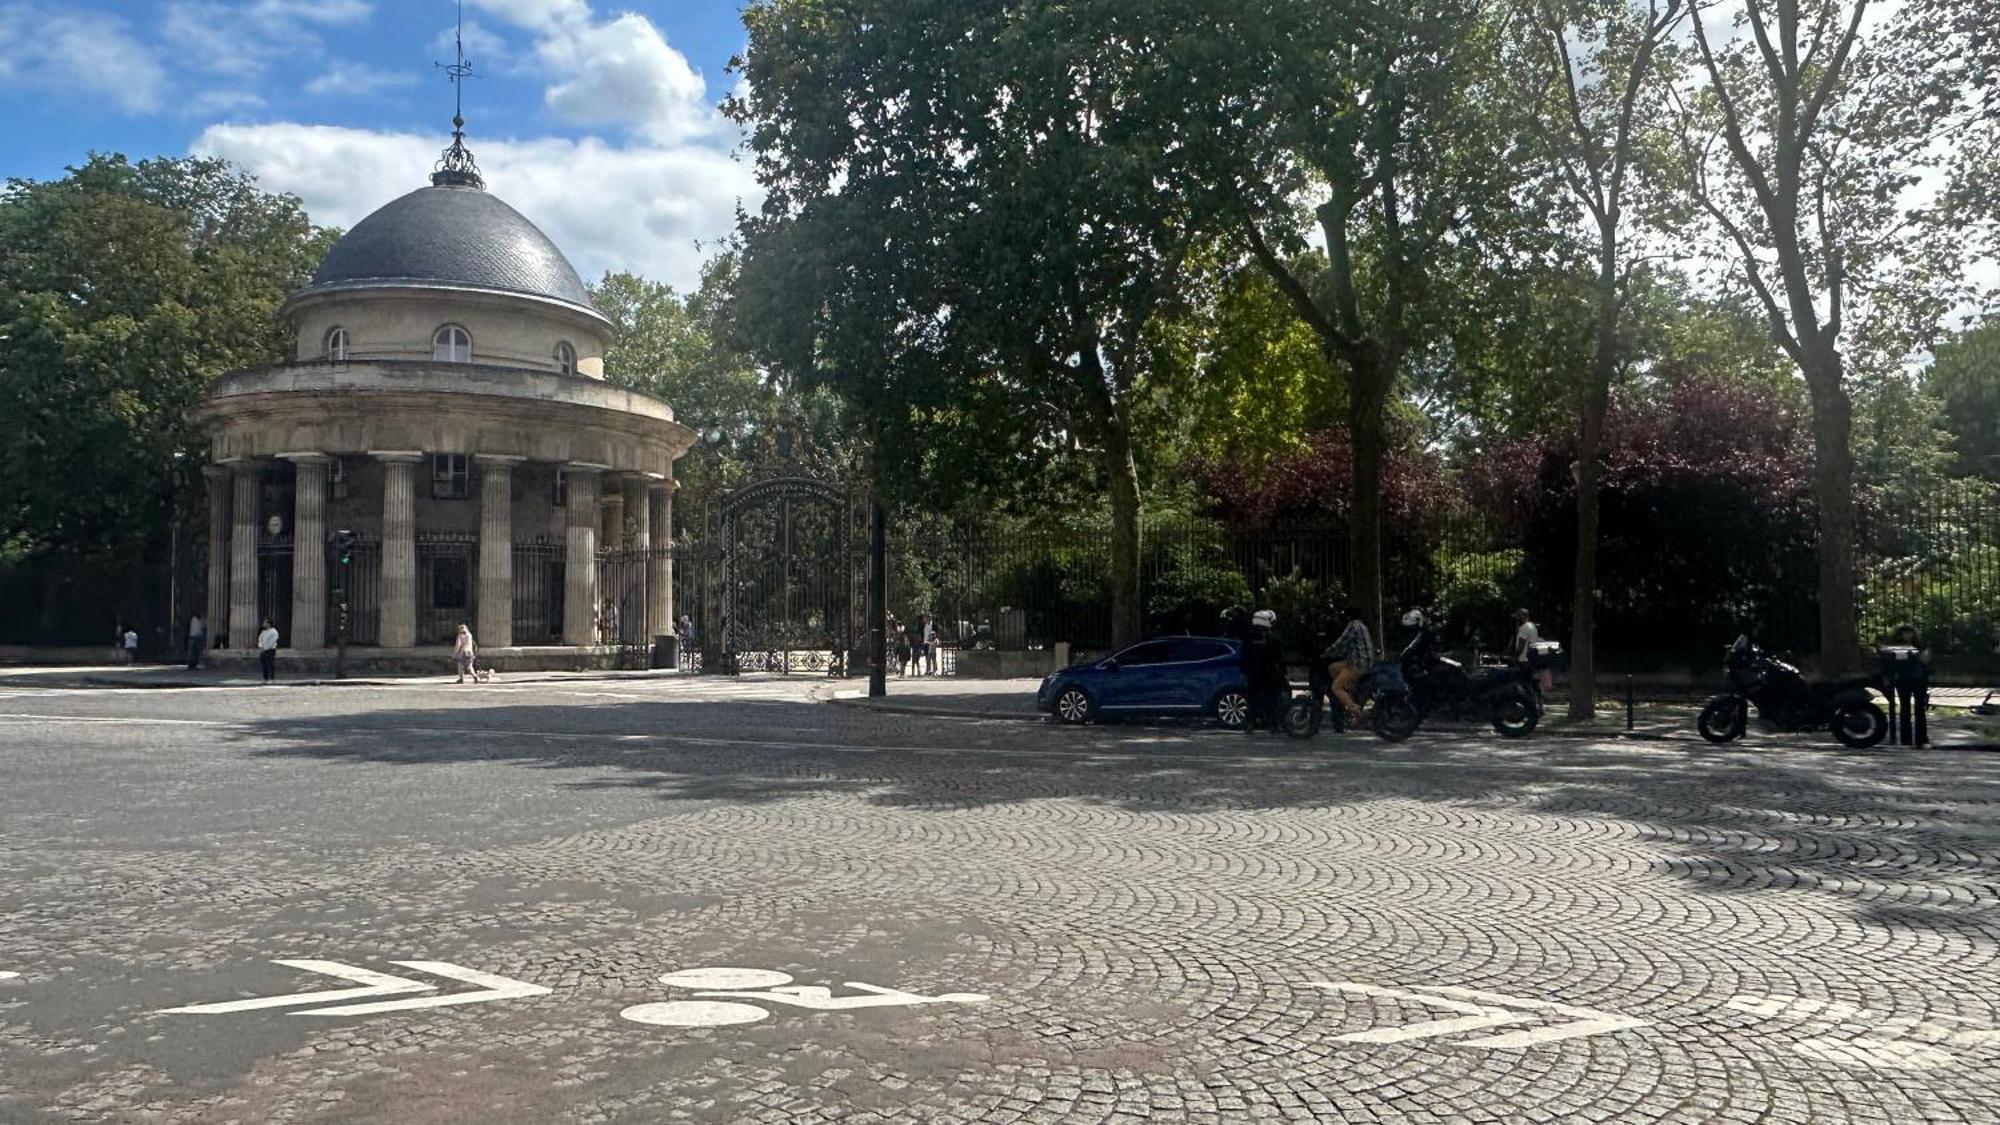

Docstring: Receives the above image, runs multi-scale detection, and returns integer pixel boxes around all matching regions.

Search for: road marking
[158,960,547,1017]
[158,960,433,1014]
[659,967,794,990]
[301,961,550,1016]
[0,971,21,980]
[1308,982,1529,1043]
[1309,981,1646,1048]
[622,966,991,1030]
[1726,994,1995,1069]
[621,1000,771,1028]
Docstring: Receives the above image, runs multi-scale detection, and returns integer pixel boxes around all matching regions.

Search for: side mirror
[1102,659,1120,672]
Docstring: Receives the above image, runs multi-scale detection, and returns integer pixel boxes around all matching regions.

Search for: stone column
[284,454,330,651]
[600,487,626,549]
[228,461,260,649]
[476,455,520,649]
[203,466,232,648]
[563,466,601,646]
[376,452,423,649]
[647,480,672,639]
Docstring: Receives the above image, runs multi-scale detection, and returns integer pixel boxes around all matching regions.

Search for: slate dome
[299,183,603,320]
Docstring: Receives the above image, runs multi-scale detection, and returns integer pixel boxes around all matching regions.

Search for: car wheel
[1213,689,1250,731]
[1831,701,1888,749]
[1053,686,1094,725]
[1697,698,1746,744]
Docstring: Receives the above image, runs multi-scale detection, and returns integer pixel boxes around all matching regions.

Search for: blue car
[1037,636,1250,727]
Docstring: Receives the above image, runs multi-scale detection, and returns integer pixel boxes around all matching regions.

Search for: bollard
[1625,675,1635,732]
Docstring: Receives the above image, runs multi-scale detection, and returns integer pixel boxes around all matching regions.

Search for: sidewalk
[0,663,699,691]
[828,677,2000,749]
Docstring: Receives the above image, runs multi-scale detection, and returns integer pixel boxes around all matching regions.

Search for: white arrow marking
[299,961,549,1016]
[1418,986,1648,1047]
[158,960,434,1015]
[1307,982,1531,1044]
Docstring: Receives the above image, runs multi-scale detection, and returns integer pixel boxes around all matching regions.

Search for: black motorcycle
[1400,638,1549,738]
[1697,635,1888,748]
[1284,656,1422,742]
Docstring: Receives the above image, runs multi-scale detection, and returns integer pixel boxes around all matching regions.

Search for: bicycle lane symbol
[619,967,990,1029]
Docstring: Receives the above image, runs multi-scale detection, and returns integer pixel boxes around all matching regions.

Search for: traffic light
[331,528,356,566]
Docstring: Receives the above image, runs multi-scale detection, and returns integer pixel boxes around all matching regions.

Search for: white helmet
[1401,610,1425,628]
[1251,609,1276,627]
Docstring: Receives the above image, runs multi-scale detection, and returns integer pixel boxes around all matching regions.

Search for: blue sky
[0,0,758,290]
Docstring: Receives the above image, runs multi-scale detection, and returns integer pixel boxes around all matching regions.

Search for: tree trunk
[1569,248,1620,721]
[1347,348,1389,645]
[1804,349,1861,673]
[1104,419,1144,649]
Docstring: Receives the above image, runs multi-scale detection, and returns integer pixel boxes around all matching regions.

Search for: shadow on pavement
[227,699,2000,928]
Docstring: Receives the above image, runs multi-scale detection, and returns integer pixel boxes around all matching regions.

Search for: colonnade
[203,453,672,650]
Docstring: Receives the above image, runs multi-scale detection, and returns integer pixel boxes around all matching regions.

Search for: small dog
[472,668,493,683]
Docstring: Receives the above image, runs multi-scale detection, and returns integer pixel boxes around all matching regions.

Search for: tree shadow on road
[229,698,2000,928]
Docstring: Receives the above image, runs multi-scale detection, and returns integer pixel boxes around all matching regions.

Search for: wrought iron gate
[690,474,862,674]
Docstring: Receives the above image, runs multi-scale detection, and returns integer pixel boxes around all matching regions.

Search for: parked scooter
[1696,635,1888,748]
[1284,654,1421,742]
[1399,624,1551,738]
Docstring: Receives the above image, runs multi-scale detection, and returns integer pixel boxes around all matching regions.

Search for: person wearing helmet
[1322,605,1374,723]
[1240,609,1285,733]
[1399,608,1440,666]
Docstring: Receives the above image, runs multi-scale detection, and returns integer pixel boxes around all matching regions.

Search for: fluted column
[647,480,672,638]
[203,466,232,648]
[476,455,520,649]
[563,466,601,646]
[376,452,422,648]
[285,454,330,650]
[228,462,260,649]
[600,487,626,549]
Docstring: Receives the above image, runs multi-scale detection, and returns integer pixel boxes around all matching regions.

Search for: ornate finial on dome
[431,0,484,189]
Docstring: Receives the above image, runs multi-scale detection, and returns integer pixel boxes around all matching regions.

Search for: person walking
[186,613,206,670]
[1324,605,1374,724]
[453,624,478,683]
[1510,608,1540,666]
[904,615,924,677]
[256,618,280,683]
[122,626,140,666]
[922,614,939,675]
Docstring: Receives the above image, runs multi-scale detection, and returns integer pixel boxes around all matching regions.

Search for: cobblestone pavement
[1,677,1997,1124]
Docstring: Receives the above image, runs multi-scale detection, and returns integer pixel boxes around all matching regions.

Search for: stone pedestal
[285,454,330,650]
[647,482,673,637]
[376,452,422,648]
[563,467,601,646]
[476,455,520,648]
[203,466,232,647]
[228,462,260,648]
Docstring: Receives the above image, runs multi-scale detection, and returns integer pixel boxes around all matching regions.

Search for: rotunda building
[194,143,693,663]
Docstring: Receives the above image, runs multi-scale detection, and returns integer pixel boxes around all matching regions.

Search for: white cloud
[0,2,167,113]
[192,122,759,292]
[160,0,375,80]
[305,61,417,98]
[468,0,718,143]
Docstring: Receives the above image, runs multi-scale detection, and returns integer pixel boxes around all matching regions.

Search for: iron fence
[512,538,565,645]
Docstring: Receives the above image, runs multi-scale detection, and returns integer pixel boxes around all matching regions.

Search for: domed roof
[298,183,603,320]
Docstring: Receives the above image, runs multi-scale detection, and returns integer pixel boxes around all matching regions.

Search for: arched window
[433,324,472,363]
[554,340,576,376]
[324,326,349,361]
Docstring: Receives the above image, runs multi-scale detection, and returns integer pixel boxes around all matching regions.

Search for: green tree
[1503,0,1683,718]
[1926,315,2000,481]
[1225,0,1524,644]
[0,154,330,567]
[728,0,1237,646]
[1666,0,1999,670]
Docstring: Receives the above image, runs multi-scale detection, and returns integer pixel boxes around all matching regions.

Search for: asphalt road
[1,676,1996,1124]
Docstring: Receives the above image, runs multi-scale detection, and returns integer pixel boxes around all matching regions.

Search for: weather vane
[431,0,485,188]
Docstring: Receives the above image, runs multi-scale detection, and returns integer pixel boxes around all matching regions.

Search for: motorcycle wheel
[1492,690,1540,738]
[1697,698,1746,744]
[1283,695,1320,739]
[1831,701,1888,749]
[1372,698,1422,743]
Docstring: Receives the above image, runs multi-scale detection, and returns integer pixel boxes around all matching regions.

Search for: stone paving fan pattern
[0,679,1995,1122]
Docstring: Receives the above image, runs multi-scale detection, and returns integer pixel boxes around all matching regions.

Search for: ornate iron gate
[694,474,863,674]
